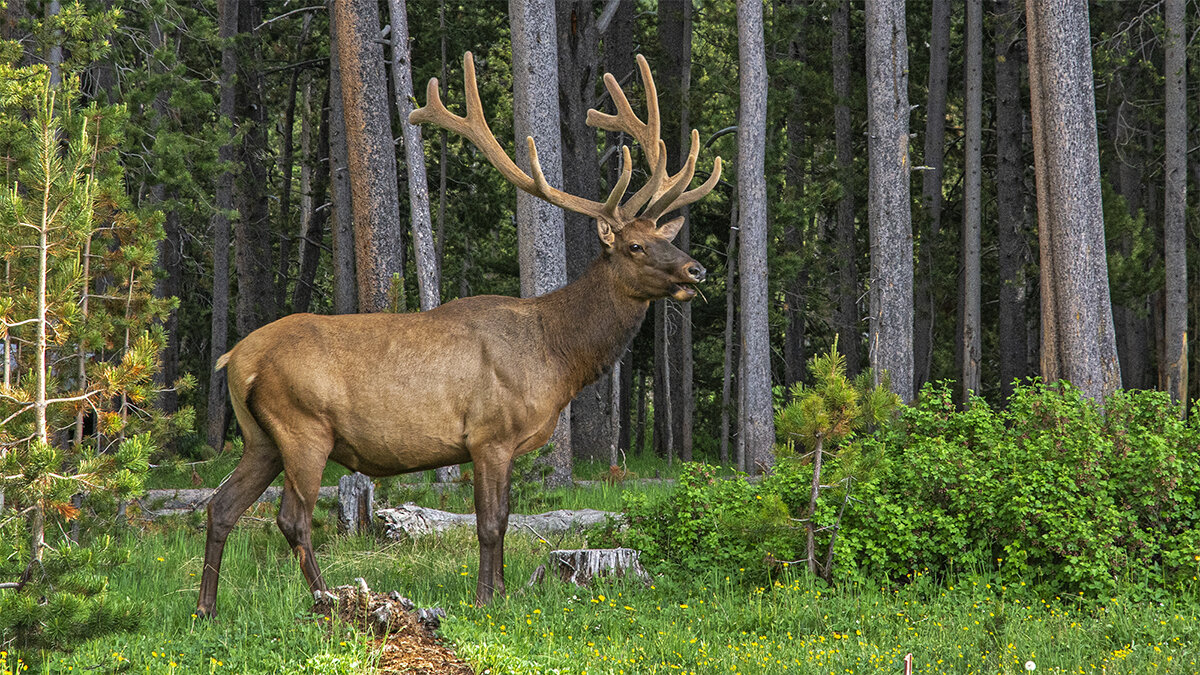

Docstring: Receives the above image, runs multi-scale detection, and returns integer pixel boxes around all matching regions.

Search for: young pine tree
[0,70,171,658]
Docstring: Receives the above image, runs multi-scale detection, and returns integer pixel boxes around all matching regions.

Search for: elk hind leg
[197,435,283,618]
[275,433,332,595]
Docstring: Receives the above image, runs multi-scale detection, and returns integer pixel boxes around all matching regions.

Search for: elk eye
[629,243,643,253]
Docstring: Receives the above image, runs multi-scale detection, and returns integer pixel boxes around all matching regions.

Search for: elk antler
[410,52,631,226]
[411,52,719,231]
[586,54,722,224]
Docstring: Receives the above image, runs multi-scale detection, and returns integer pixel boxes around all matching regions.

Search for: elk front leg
[197,442,283,618]
[472,454,513,606]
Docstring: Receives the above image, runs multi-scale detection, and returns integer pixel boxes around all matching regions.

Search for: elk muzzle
[671,261,707,301]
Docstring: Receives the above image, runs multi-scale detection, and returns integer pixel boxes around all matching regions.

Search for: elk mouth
[670,283,698,302]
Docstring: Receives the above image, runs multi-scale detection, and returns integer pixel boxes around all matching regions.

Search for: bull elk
[195,52,721,616]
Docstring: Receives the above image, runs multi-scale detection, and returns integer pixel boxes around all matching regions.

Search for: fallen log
[376,503,616,539]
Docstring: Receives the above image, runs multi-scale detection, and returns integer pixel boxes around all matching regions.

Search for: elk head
[410,53,721,303]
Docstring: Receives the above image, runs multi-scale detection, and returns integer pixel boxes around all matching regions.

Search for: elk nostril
[687,264,706,282]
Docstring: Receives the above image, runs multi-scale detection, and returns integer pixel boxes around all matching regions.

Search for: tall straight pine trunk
[737,0,774,473]
[1163,0,1188,411]
[1026,0,1121,401]
[866,0,914,403]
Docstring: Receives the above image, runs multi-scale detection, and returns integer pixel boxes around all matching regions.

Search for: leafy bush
[607,463,795,578]
[839,381,1200,597]
[610,377,1199,599]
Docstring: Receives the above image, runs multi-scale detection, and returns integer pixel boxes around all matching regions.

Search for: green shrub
[607,463,796,579]
[839,381,1200,597]
[611,378,1199,600]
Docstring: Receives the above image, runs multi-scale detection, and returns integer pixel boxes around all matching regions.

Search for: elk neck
[534,254,649,398]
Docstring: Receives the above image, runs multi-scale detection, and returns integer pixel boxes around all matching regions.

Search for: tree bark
[390,0,441,312]
[328,7,357,315]
[274,13,314,313]
[557,0,609,463]
[206,0,239,452]
[657,0,694,463]
[333,0,405,314]
[720,198,738,467]
[782,5,808,394]
[234,0,277,338]
[994,0,1029,400]
[1026,0,1121,402]
[832,0,860,377]
[866,0,914,402]
[292,80,330,314]
[511,0,572,485]
[737,0,774,474]
[1163,0,1188,411]
[914,0,950,392]
[960,0,982,400]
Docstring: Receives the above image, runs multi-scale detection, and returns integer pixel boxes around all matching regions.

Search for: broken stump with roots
[311,578,471,675]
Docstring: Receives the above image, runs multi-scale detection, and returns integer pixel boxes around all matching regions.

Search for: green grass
[16,508,1200,675]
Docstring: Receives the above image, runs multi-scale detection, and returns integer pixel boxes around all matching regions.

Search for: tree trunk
[604,0,635,458]
[333,0,405,314]
[45,0,61,86]
[994,0,1029,400]
[914,0,950,392]
[557,0,609,463]
[782,8,807,394]
[511,0,571,486]
[866,0,914,403]
[149,17,180,417]
[1026,0,1121,401]
[390,0,440,313]
[657,0,693,463]
[1107,80,1152,391]
[1162,0,1188,412]
[832,0,860,378]
[234,0,277,338]
[206,0,239,453]
[720,200,738,467]
[274,13,314,314]
[293,80,330,314]
[328,8,357,315]
[737,0,774,474]
[960,0,982,401]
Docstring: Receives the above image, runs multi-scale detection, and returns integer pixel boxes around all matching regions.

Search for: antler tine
[643,129,701,222]
[669,155,723,212]
[601,146,633,226]
[586,55,662,169]
[412,52,613,220]
[619,140,668,220]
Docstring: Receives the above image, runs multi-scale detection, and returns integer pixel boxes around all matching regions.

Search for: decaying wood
[546,547,648,586]
[377,503,615,539]
[337,472,374,534]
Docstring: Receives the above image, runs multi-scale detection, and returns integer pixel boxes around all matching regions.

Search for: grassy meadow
[7,466,1200,675]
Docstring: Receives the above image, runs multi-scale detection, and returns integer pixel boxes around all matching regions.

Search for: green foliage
[0,37,171,656]
[840,381,1200,599]
[603,462,797,579]
[0,525,143,656]
[614,364,1197,601]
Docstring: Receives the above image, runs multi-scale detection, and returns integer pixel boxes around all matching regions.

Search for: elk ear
[657,216,685,241]
[596,220,616,248]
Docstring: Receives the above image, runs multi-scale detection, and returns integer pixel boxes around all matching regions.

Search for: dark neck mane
[533,256,649,400]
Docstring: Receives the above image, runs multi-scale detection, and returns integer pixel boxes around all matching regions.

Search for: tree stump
[338,472,374,534]
[548,548,649,587]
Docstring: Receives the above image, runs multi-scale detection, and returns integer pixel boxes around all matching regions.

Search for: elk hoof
[195,605,217,620]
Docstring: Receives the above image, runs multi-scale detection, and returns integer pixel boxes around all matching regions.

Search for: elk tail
[215,351,233,371]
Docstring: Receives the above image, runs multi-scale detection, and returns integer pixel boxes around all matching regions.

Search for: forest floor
[25,468,1200,674]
